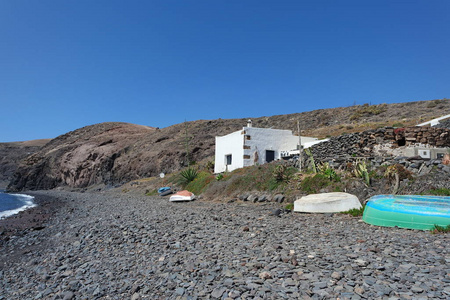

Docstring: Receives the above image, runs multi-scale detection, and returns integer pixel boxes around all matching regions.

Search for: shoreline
[0,193,36,220]
[0,191,64,239]
[1,190,448,299]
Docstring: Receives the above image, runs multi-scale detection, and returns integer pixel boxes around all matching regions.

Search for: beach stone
[259,271,272,280]
[411,286,424,293]
[131,293,140,300]
[211,286,227,298]
[1,190,449,299]
[313,281,328,289]
[239,193,249,201]
[331,271,342,280]
[175,287,185,295]
[273,194,285,203]
[42,288,53,297]
[247,195,258,203]
[62,291,74,300]
[355,259,369,267]
[269,209,282,216]
[257,195,267,202]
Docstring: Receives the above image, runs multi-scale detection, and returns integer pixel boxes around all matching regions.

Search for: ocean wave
[0,194,36,219]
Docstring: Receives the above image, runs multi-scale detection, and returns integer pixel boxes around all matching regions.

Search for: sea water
[0,190,36,219]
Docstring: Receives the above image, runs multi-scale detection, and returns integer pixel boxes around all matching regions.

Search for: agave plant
[273,165,288,182]
[178,167,198,186]
[317,162,339,181]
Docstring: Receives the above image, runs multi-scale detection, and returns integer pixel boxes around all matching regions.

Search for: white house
[214,120,319,173]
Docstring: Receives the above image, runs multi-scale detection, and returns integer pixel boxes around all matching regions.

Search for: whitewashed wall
[242,127,317,167]
[214,126,319,173]
[373,144,449,159]
[214,130,244,173]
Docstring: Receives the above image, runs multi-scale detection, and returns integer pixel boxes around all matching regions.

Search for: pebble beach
[0,191,449,299]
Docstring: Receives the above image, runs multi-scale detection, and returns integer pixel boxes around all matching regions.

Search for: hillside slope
[7,99,450,191]
[0,139,51,188]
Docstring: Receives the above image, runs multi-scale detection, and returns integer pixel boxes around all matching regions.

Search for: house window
[225,154,232,165]
[437,153,445,159]
[266,150,275,163]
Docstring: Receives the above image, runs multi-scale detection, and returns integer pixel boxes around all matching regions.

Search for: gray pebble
[0,190,448,299]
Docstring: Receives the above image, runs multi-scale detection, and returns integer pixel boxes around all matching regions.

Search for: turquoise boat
[362,195,450,230]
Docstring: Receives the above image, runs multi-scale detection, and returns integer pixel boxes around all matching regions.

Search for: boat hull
[169,190,196,202]
[362,195,450,230]
[294,192,362,213]
[169,195,195,202]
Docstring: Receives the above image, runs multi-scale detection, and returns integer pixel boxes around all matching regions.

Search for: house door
[266,150,275,163]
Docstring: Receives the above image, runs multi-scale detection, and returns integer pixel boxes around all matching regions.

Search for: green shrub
[426,100,444,108]
[317,162,340,181]
[431,224,450,234]
[350,103,387,120]
[384,164,413,181]
[273,165,297,183]
[300,174,331,194]
[205,160,215,172]
[224,163,294,194]
[178,167,199,186]
[285,203,294,210]
[332,186,344,192]
[341,206,365,217]
[185,171,214,195]
[273,165,288,182]
[145,189,158,196]
[424,188,450,196]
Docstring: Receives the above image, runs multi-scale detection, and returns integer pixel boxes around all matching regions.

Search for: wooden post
[184,119,190,166]
[297,120,302,171]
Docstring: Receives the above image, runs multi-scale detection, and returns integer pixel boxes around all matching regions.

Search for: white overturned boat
[294,192,361,213]
[169,190,196,202]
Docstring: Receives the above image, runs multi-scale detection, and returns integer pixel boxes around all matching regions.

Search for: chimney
[247,119,252,128]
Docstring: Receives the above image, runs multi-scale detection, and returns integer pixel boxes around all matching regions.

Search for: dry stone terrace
[1,190,449,299]
[308,126,449,161]
[303,126,450,174]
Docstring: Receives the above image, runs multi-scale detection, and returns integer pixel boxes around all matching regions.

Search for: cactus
[354,160,370,185]
[304,148,317,173]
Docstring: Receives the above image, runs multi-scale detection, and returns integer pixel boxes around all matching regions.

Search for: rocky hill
[0,139,50,188]
[6,99,450,191]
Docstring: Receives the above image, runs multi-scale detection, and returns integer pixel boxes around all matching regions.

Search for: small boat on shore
[362,195,450,230]
[294,192,362,213]
[169,190,196,202]
[158,187,173,196]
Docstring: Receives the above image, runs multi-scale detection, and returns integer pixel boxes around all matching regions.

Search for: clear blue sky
[1,1,449,142]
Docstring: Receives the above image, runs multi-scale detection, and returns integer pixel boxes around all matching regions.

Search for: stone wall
[307,127,449,162]
[297,126,450,175]
[391,126,449,147]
